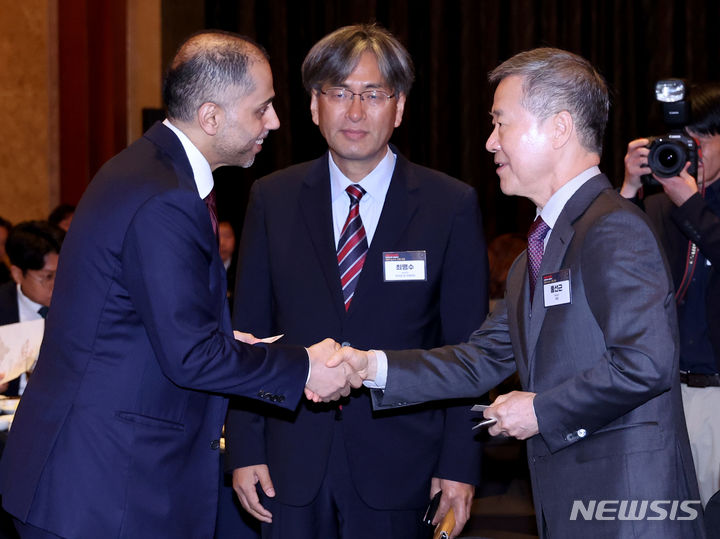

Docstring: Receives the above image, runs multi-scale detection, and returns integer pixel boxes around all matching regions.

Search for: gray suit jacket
[374,175,704,538]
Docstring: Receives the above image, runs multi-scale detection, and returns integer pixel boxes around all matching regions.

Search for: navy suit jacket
[224,150,489,509]
[0,123,308,539]
[0,282,21,396]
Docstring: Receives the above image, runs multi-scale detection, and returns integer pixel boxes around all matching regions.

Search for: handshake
[233,332,377,402]
[304,339,378,402]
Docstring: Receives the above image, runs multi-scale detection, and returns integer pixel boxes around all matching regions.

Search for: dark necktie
[337,185,368,310]
[204,188,219,239]
[37,306,49,318]
[527,216,550,302]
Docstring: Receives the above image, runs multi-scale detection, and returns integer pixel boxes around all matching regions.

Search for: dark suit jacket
[375,175,704,538]
[0,282,20,396]
[225,150,489,509]
[643,192,720,369]
[0,122,308,539]
[0,264,10,287]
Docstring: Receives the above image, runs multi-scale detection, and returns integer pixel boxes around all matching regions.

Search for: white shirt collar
[16,284,43,322]
[162,119,214,199]
[329,147,396,204]
[539,166,601,229]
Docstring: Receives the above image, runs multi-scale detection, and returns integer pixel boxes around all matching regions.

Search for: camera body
[645,132,698,179]
[642,80,699,185]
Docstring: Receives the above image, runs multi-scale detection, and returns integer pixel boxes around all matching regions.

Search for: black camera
[642,80,699,185]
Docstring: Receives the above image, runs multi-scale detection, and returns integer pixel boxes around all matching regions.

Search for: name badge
[542,269,571,307]
[383,251,427,282]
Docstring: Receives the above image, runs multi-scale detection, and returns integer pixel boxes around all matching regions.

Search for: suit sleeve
[373,298,517,408]
[532,208,677,453]
[225,181,274,469]
[121,187,307,406]
[432,187,489,484]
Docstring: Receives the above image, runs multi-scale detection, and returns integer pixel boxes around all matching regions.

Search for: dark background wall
[64,0,720,240]
[199,0,720,239]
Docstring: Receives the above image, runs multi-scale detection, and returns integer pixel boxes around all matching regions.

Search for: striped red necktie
[337,184,368,310]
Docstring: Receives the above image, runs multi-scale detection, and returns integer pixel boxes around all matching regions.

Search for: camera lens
[648,138,687,178]
[658,147,679,168]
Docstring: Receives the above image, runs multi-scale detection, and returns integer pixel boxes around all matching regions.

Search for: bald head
[162,30,269,123]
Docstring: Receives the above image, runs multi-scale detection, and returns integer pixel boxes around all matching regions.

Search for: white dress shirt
[16,284,45,395]
[162,119,214,198]
[537,166,600,249]
[330,147,396,247]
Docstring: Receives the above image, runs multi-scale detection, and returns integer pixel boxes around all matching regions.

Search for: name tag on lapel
[383,251,427,282]
[542,269,571,307]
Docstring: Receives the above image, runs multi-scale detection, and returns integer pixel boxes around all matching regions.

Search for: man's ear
[552,110,573,149]
[197,102,223,136]
[309,90,320,127]
[9,265,23,286]
[394,92,406,128]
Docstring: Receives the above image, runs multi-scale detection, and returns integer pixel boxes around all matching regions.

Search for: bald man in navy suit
[0,31,358,539]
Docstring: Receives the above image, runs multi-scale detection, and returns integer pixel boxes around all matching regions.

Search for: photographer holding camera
[621,82,720,506]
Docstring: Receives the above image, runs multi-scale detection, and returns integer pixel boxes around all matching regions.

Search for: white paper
[0,319,44,383]
[232,331,283,344]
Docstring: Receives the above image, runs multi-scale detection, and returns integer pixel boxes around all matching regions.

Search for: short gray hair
[489,47,609,155]
[302,23,414,95]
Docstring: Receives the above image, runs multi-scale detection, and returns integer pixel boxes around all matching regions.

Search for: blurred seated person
[487,232,526,312]
[0,221,64,395]
[218,220,237,308]
[0,217,11,285]
[48,203,75,232]
[486,233,527,399]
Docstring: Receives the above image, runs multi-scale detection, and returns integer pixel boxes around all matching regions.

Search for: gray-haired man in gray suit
[327,47,705,539]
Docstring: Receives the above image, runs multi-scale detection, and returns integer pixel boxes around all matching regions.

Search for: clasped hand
[305,345,377,402]
[304,338,367,402]
[233,332,369,402]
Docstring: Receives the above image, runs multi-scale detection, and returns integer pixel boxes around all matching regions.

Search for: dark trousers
[260,425,431,539]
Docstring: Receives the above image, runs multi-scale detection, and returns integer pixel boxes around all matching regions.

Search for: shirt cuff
[362,349,387,389]
[305,348,311,384]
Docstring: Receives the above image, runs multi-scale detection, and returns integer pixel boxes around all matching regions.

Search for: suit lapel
[505,252,532,386]
[143,122,196,192]
[143,121,225,289]
[523,174,613,383]
[524,218,574,384]
[348,152,420,316]
[298,156,347,320]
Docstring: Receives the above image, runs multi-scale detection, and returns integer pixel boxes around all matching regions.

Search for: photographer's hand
[655,161,699,206]
[620,138,651,199]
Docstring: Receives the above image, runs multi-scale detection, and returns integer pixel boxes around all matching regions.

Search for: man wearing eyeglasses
[224,23,488,539]
[0,221,64,396]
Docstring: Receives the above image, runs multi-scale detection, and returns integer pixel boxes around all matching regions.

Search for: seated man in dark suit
[0,221,64,396]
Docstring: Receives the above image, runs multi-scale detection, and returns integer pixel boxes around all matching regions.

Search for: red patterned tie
[337,185,368,310]
[204,188,219,240]
[527,216,550,303]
